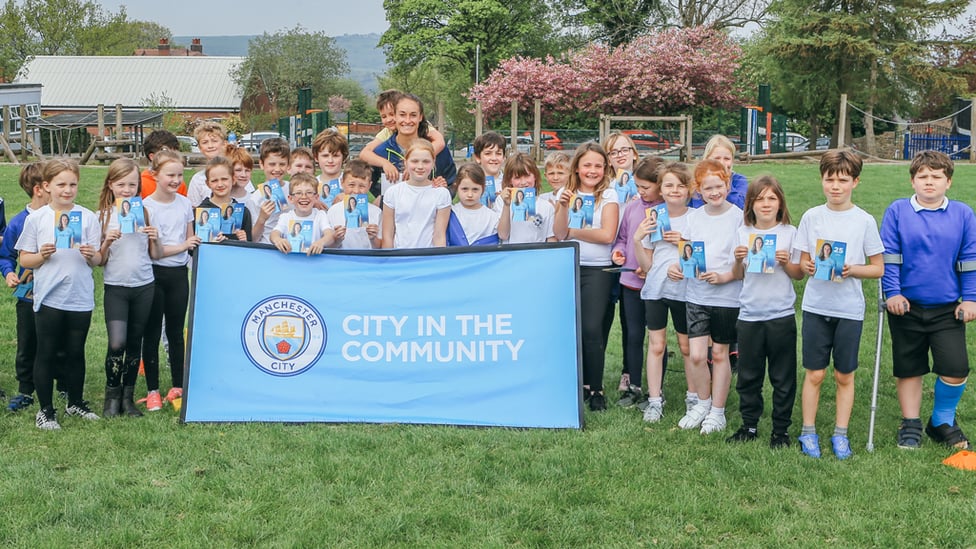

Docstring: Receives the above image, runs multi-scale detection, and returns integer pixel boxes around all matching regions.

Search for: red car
[522,131,563,150]
[622,129,673,151]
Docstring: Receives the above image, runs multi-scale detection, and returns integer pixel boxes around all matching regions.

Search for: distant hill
[173,34,388,93]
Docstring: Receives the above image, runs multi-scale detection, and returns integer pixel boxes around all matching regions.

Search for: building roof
[16,56,245,112]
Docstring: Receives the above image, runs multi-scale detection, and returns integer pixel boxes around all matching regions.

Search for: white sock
[648,396,663,405]
[698,398,712,409]
[709,406,725,416]
[686,391,698,401]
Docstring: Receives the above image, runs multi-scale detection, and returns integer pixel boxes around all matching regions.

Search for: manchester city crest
[241,296,327,376]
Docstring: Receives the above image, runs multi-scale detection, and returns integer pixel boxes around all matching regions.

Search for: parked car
[794,136,831,152]
[622,129,674,151]
[239,131,281,153]
[521,130,563,150]
[516,136,533,154]
[177,135,200,154]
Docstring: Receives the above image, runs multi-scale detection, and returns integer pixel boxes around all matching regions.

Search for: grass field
[1,159,976,546]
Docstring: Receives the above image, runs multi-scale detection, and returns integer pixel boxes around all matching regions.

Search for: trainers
[726,426,758,443]
[144,390,163,412]
[7,393,34,412]
[65,401,100,420]
[678,401,711,429]
[798,433,821,458]
[35,407,60,430]
[897,418,923,450]
[164,387,183,402]
[769,432,791,449]
[617,373,631,392]
[700,410,727,434]
[642,399,664,423]
[588,392,607,412]
[925,418,972,450]
[831,435,853,460]
[616,385,643,408]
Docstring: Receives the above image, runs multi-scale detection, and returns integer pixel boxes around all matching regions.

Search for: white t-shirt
[327,201,382,249]
[641,210,689,301]
[556,187,619,266]
[492,193,555,244]
[273,209,332,244]
[684,204,744,308]
[794,204,884,321]
[737,223,797,322]
[187,170,209,208]
[452,203,499,244]
[15,204,101,312]
[103,206,154,287]
[383,183,452,249]
[144,194,194,268]
[245,180,292,244]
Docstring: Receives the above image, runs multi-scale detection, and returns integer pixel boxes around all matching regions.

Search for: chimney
[158,38,170,56]
[190,38,203,54]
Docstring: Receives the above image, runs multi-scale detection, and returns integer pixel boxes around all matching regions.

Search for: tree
[380,0,565,83]
[751,0,970,152]
[560,0,668,47]
[232,26,349,120]
[0,0,160,81]
[665,0,770,30]
[469,27,743,123]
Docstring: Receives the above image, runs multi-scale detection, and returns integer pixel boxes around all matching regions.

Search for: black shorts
[801,311,862,374]
[888,302,969,379]
[686,302,738,344]
[645,298,688,334]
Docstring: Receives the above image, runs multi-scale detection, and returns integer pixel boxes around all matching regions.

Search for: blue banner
[182,243,583,428]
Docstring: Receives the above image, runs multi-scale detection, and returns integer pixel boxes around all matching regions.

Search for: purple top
[613,196,663,289]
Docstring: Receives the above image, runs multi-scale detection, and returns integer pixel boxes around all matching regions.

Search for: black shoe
[103,386,122,418]
[616,385,643,408]
[726,426,758,443]
[121,386,143,417]
[897,418,923,449]
[769,432,791,449]
[589,392,607,412]
[925,418,971,450]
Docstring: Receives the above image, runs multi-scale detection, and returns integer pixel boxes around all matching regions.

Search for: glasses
[290,191,317,197]
[608,148,635,158]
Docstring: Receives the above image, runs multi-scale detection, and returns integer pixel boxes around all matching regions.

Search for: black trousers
[34,305,92,409]
[618,285,646,386]
[735,315,797,433]
[14,299,37,395]
[142,265,189,391]
[580,266,616,392]
[104,282,155,387]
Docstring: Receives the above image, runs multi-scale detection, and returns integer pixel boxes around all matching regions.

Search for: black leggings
[142,265,189,391]
[34,305,92,409]
[14,299,37,395]
[580,266,616,392]
[104,282,155,387]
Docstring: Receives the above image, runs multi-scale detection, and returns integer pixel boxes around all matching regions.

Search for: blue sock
[932,378,966,426]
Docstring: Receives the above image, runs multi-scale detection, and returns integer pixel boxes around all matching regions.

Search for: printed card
[814,239,846,282]
[12,268,33,300]
[614,171,636,204]
[482,176,497,208]
[645,204,671,243]
[195,207,221,243]
[117,197,144,234]
[288,219,314,254]
[319,178,341,206]
[679,240,706,278]
[746,233,777,274]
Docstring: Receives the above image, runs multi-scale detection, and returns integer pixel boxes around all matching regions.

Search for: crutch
[867,282,886,452]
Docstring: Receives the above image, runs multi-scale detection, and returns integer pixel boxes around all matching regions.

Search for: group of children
[0,90,971,457]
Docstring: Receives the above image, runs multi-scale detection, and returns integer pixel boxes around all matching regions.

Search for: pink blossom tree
[469,27,744,122]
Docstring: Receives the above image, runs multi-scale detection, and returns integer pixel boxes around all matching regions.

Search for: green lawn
[0,160,975,546]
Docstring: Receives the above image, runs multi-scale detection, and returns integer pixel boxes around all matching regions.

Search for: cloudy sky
[106,0,388,36]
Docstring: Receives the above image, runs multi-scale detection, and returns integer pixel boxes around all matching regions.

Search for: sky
[105,0,389,36]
